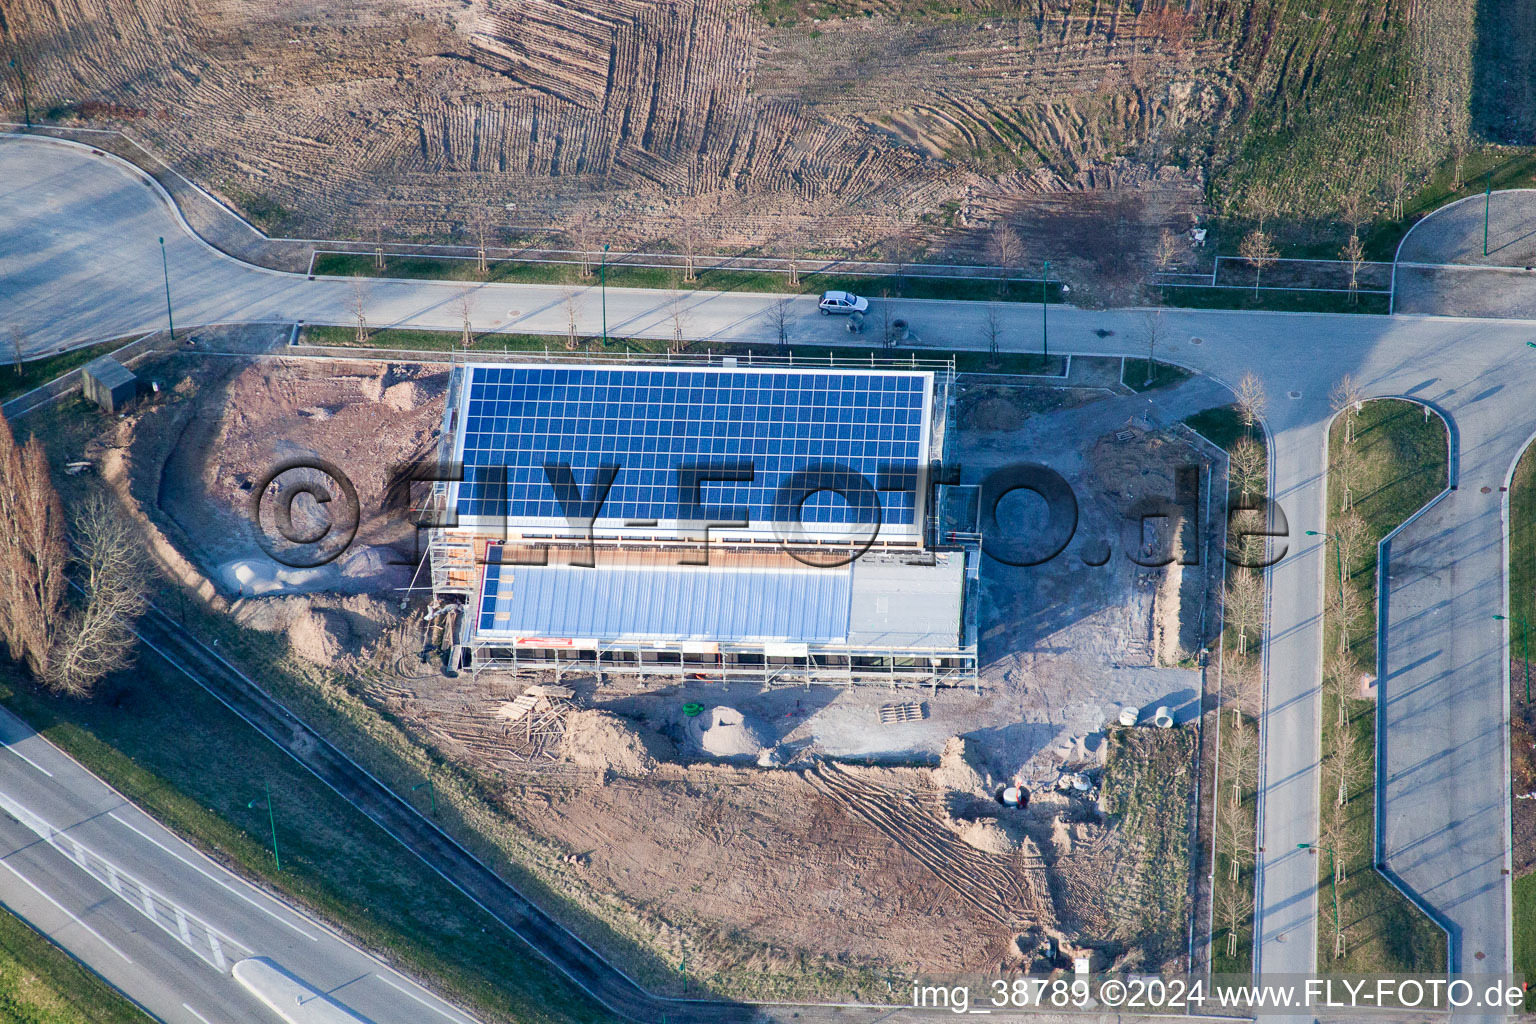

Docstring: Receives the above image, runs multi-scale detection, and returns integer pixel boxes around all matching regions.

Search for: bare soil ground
[100,349,1216,994]
[122,351,446,597]
[0,0,1477,271]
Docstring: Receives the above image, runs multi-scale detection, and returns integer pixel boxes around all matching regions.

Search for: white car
[818,290,869,315]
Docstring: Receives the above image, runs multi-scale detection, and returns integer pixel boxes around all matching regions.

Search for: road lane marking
[1,742,54,777]
[374,973,475,1024]
[209,931,225,971]
[182,1003,215,1024]
[110,811,319,941]
[0,857,133,963]
[0,793,252,971]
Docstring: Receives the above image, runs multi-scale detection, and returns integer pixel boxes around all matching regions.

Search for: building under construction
[425,357,978,686]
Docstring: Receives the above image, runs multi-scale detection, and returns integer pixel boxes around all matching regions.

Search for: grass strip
[314,252,1066,306]
[0,654,613,1024]
[0,904,152,1024]
[1317,399,1448,975]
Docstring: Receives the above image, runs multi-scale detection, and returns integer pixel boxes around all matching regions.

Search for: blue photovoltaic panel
[476,549,852,642]
[453,365,928,528]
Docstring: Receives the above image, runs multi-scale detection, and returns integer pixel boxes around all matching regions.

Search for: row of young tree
[0,412,147,696]
[1236,184,1372,304]
[1214,373,1269,960]
[1318,374,1371,960]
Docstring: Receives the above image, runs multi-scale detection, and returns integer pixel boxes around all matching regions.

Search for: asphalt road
[1,132,1526,1018]
[0,702,483,1024]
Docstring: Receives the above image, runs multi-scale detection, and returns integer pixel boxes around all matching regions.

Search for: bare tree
[981,303,1004,359]
[470,207,492,275]
[781,228,801,288]
[572,213,594,279]
[1324,648,1357,728]
[457,288,475,349]
[986,224,1025,298]
[1329,715,1368,808]
[350,276,369,346]
[1329,373,1365,442]
[766,298,793,348]
[561,288,581,350]
[1229,437,1265,501]
[1219,875,1256,958]
[682,217,699,284]
[878,289,896,349]
[1246,183,1279,234]
[1332,439,1362,513]
[1235,372,1267,439]
[1387,169,1409,220]
[1219,793,1256,882]
[9,327,23,376]
[1239,229,1279,298]
[1139,308,1165,386]
[1340,234,1366,305]
[0,412,67,678]
[1335,511,1366,584]
[46,495,149,696]
[1450,139,1466,191]
[1224,569,1265,664]
[1338,190,1370,239]
[371,216,387,271]
[667,295,692,354]
[1152,227,1183,303]
[1225,717,1258,809]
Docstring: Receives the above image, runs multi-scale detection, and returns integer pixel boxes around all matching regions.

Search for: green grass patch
[1317,399,1448,976]
[1100,726,1198,969]
[1505,433,1536,1011]
[1207,410,1268,979]
[314,251,1065,306]
[1183,405,1247,453]
[1160,285,1390,316]
[0,340,128,405]
[0,905,151,1024]
[1515,873,1535,1012]
[0,656,613,1024]
[1123,359,1192,393]
[297,323,1064,376]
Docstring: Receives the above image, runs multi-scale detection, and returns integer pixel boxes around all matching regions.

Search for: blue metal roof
[451,364,930,531]
[475,550,853,643]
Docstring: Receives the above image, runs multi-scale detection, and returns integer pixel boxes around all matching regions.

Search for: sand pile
[932,736,993,797]
[953,817,1022,855]
[287,606,353,664]
[382,381,423,412]
[560,710,674,776]
[686,706,768,760]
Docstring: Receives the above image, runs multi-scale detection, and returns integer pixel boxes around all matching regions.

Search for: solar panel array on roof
[453,365,929,531]
[476,546,853,642]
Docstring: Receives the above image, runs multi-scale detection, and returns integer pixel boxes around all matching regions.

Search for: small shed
[81,356,138,414]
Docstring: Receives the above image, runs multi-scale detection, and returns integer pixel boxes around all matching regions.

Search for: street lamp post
[1484,171,1493,258]
[157,236,175,341]
[9,58,31,129]
[1494,613,1531,704]
[248,783,280,871]
[1305,530,1346,614]
[1298,842,1340,954]
[1041,260,1050,362]
[412,775,436,816]
[600,242,610,346]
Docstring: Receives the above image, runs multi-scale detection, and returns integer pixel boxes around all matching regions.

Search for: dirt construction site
[79,338,1226,998]
[0,0,1485,276]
